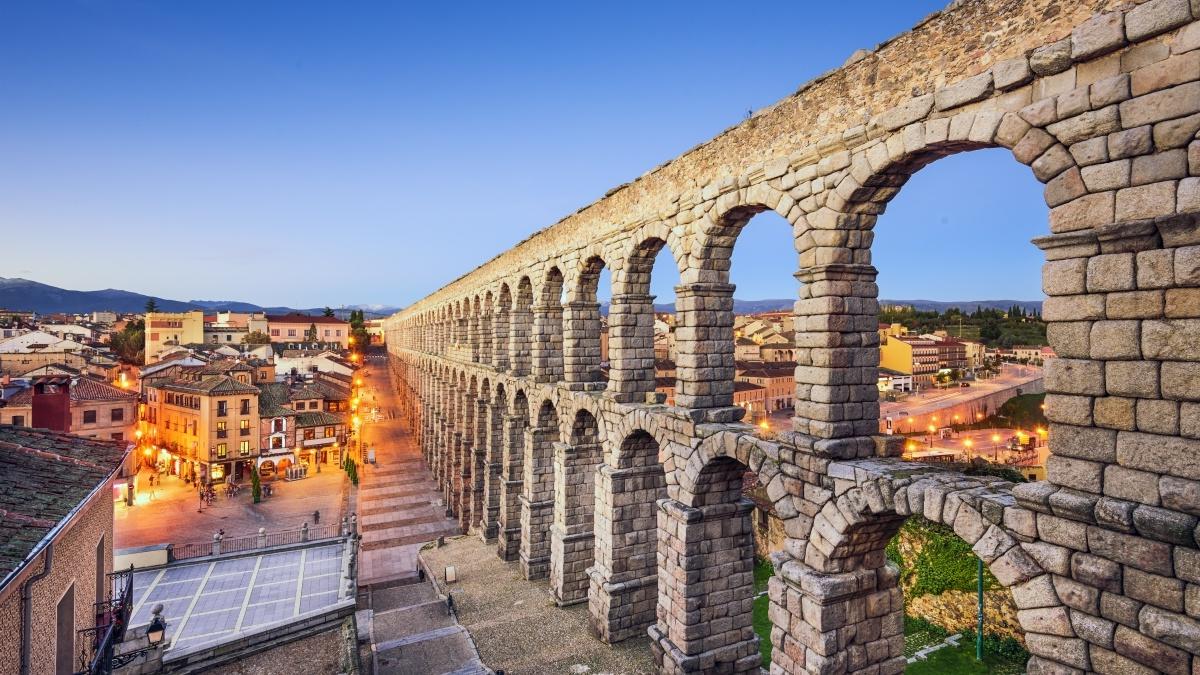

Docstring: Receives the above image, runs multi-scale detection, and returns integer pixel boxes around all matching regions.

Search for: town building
[732,380,767,418]
[203,311,269,346]
[877,367,915,393]
[878,334,939,386]
[139,360,261,483]
[0,426,128,675]
[91,310,118,324]
[144,310,205,363]
[266,314,350,349]
[735,361,795,412]
[273,344,356,380]
[0,375,138,442]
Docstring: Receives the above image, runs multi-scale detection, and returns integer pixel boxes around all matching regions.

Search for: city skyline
[2,1,1047,308]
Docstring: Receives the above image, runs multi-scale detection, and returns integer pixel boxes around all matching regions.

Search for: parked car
[960,382,971,387]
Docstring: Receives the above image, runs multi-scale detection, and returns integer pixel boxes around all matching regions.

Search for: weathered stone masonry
[388,1,1200,672]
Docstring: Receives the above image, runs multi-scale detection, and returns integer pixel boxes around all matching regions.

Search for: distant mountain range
[0,277,401,318]
[0,277,1041,319]
[600,298,1044,315]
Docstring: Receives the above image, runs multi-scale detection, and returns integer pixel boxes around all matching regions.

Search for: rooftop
[265,313,349,325]
[0,426,128,582]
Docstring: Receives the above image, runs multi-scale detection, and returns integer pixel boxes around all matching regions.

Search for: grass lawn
[752,558,774,666]
[906,639,1027,675]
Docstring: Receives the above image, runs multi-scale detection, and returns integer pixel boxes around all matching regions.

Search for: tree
[306,322,319,341]
[108,318,146,364]
[323,307,335,318]
[243,330,271,345]
[144,298,158,314]
[251,465,262,503]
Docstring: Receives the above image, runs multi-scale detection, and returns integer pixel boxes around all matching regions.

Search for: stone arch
[692,182,805,281]
[564,253,607,387]
[532,266,566,383]
[550,408,604,606]
[518,398,559,580]
[493,283,511,371]
[497,388,530,562]
[790,465,1069,674]
[588,427,670,644]
[510,276,534,376]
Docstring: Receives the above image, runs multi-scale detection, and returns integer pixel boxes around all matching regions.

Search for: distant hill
[598,298,1043,315]
[0,277,400,318]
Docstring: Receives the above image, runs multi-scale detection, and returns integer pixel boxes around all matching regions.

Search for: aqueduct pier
[384,1,1200,672]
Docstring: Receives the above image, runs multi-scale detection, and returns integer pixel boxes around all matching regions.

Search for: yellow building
[141,359,261,483]
[144,310,204,363]
[879,334,939,385]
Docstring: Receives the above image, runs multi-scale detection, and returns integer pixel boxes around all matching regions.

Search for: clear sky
[0,1,1048,309]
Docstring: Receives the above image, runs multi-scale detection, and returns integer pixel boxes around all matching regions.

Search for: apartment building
[266,314,351,349]
[144,310,204,363]
[140,361,261,483]
[0,376,137,441]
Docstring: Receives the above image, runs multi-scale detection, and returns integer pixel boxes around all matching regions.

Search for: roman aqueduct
[383,0,1200,672]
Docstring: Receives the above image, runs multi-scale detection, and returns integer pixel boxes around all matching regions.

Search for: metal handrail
[168,522,344,561]
[75,568,133,674]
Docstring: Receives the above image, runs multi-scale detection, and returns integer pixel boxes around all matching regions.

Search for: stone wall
[385,1,1200,672]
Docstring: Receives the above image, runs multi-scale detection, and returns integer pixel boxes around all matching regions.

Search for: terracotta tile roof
[70,377,137,403]
[265,313,349,325]
[295,410,343,427]
[0,426,128,582]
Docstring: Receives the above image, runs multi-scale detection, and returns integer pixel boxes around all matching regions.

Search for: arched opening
[479,293,494,365]
[520,399,558,580]
[493,284,512,371]
[723,207,802,434]
[469,378,490,534]
[510,277,534,376]
[533,267,565,383]
[652,454,760,672]
[497,389,529,562]
[550,408,603,605]
[481,382,506,542]
[861,147,1048,671]
[565,255,609,388]
[609,236,681,404]
[588,429,667,643]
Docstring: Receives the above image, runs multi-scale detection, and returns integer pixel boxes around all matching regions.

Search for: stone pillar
[492,306,510,372]
[510,305,533,376]
[550,440,602,606]
[519,426,554,580]
[496,413,524,562]
[649,498,759,675]
[467,312,481,362]
[673,283,738,413]
[605,292,657,403]
[479,310,493,365]
[791,262,880,458]
[588,463,666,643]
[768,558,904,675]
[531,302,564,383]
[448,431,462,519]
[479,402,505,542]
[563,300,603,389]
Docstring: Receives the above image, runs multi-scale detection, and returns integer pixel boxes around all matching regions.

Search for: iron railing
[75,567,133,675]
[169,522,344,561]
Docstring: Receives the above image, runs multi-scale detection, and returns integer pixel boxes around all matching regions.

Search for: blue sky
[0,1,1048,309]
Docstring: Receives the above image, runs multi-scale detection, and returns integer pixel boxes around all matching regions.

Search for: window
[310,401,319,410]
[239,440,250,456]
[271,436,283,449]
[287,329,297,337]
[336,329,343,337]
[150,332,159,341]
[303,428,315,440]
[83,410,97,424]
[217,400,228,417]
[216,443,227,459]
[96,537,105,604]
[270,328,280,336]
[324,329,331,337]
[240,419,250,436]
[111,407,124,422]
[216,421,227,438]
[324,426,335,438]
[12,415,24,426]
[271,418,284,433]
[240,399,250,415]
[56,584,75,675]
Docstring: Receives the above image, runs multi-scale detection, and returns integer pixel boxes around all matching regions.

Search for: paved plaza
[127,541,354,659]
[115,457,347,551]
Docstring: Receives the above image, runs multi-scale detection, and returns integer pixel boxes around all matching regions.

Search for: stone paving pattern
[380,2,1200,673]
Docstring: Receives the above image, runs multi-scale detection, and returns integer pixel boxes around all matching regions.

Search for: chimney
[32,376,72,432]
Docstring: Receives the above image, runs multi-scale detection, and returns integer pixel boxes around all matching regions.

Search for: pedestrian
[313,509,320,525]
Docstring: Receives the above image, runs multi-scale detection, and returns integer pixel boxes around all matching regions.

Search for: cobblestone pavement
[356,363,461,587]
[423,536,656,675]
[114,462,347,550]
[364,579,488,674]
